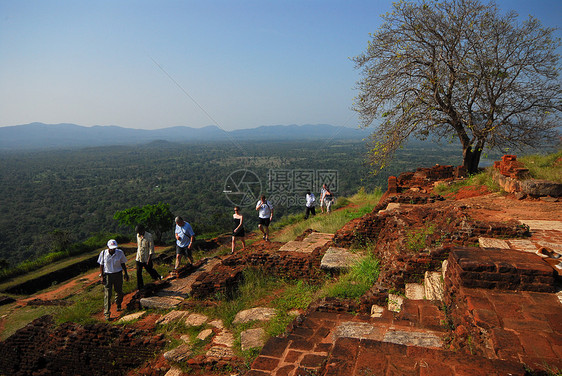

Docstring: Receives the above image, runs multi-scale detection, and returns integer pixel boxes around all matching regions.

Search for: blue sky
[1,0,560,131]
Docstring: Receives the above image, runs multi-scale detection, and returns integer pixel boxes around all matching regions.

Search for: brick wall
[0,315,166,376]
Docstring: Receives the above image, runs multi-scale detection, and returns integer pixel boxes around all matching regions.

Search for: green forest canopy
[0,139,465,266]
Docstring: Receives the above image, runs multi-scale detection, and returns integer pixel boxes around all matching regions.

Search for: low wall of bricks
[444,247,557,298]
[190,248,327,300]
[0,315,166,376]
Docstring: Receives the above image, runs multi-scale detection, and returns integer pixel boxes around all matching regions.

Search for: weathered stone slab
[320,247,361,271]
[156,310,189,325]
[197,328,214,341]
[388,293,404,312]
[184,313,208,327]
[118,311,146,323]
[479,237,509,249]
[520,179,562,197]
[156,257,222,299]
[383,330,443,348]
[405,283,425,300]
[213,330,235,347]
[232,307,277,324]
[442,259,448,281]
[279,232,333,253]
[140,296,182,309]
[206,346,235,359]
[424,271,444,301]
[537,241,562,253]
[519,220,562,231]
[333,322,374,339]
[508,239,537,253]
[370,304,385,318]
[378,203,401,213]
[209,319,224,329]
[164,366,184,376]
[163,344,192,362]
[240,328,266,351]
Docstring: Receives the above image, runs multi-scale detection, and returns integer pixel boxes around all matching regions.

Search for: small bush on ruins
[434,168,501,196]
[321,253,380,300]
[519,151,562,183]
[405,224,437,253]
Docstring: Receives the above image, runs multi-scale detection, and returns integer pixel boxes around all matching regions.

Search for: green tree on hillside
[353,0,561,174]
[114,202,175,244]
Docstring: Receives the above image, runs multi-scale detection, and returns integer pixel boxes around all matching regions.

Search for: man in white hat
[97,239,129,320]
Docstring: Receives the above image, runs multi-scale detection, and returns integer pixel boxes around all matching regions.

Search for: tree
[114,202,175,244]
[353,0,561,173]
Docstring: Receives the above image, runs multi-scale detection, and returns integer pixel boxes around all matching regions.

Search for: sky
[1,0,561,131]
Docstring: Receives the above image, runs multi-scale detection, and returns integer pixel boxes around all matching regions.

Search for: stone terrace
[246,185,562,375]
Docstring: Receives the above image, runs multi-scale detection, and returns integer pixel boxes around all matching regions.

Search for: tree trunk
[463,146,482,174]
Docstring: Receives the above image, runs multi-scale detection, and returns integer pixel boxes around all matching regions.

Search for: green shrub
[519,151,562,183]
[405,224,437,252]
[322,254,380,300]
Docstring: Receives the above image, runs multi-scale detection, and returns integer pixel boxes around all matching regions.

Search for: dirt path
[451,187,562,222]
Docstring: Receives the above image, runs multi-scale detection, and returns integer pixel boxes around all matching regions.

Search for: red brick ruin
[1,157,560,376]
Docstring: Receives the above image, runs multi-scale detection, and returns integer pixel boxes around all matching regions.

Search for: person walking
[256,195,274,242]
[98,239,129,321]
[304,190,316,219]
[135,224,162,290]
[231,206,246,254]
[324,185,334,213]
[174,216,195,270]
[320,184,328,214]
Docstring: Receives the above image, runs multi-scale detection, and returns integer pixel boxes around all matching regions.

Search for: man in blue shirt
[98,239,129,321]
[175,216,195,270]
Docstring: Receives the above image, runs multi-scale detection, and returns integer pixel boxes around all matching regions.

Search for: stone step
[140,257,222,309]
[320,247,362,272]
[278,232,333,253]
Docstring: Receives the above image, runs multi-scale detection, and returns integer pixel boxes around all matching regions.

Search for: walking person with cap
[135,224,162,290]
[174,216,195,271]
[98,239,129,321]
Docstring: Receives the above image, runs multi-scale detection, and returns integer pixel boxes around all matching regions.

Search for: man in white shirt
[305,190,316,219]
[256,195,274,242]
[135,224,162,290]
[98,239,129,320]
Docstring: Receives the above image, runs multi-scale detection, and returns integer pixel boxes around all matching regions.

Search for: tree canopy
[114,202,175,244]
[353,0,562,173]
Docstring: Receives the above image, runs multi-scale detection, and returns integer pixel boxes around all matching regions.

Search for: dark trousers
[136,260,160,289]
[304,206,316,219]
[103,271,123,318]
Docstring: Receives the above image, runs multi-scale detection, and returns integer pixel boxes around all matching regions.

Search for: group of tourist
[304,183,334,219]
[97,216,195,320]
[97,189,333,320]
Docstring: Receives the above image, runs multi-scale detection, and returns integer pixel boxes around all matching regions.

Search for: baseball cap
[107,239,118,249]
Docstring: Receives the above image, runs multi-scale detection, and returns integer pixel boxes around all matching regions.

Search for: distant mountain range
[0,123,371,150]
